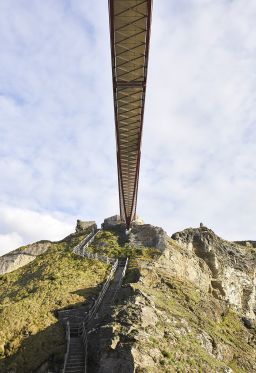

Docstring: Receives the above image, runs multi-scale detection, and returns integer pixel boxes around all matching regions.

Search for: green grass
[89,229,162,260]
[0,231,109,372]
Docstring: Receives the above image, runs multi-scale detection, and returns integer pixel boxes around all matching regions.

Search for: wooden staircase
[65,334,85,373]
[61,257,128,373]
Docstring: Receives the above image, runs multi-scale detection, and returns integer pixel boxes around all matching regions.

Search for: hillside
[87,223,256,373]
[0,220,255,372]
[0,226,109,372]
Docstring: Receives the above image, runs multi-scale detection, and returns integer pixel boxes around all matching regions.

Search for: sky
[0,0,256,255]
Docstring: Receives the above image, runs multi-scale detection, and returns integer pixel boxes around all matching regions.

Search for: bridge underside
[109,0,152,229]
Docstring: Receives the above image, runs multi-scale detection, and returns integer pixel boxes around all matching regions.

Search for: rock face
[102,215,124,229]
[75,219,97,233]
[0,241,51,275]
[129,224,167,251]
[171,226,256,319]
[235,240,256,248]
[87,264,256,373]
[102,215,144,230]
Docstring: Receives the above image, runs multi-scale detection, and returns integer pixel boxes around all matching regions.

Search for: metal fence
[72,229,115,265]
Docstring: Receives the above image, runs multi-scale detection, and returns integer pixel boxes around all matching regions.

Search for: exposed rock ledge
[0,241,51,275]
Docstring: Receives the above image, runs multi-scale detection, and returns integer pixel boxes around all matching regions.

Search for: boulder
[102,215,124,229]
[129,224,167,251]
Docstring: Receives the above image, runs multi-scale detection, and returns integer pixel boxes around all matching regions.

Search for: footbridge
[109,0,152,229]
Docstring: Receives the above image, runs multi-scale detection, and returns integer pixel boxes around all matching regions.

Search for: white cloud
[0,203,74,255]
[139,0,256,240]
[0,232,23,255]
[0,0,255,250]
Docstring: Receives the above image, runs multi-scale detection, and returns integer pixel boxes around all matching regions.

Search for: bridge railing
[62,321,70,373]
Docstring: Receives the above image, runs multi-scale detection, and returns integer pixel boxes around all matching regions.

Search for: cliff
[88,224,255,373]
[0,221,255,372]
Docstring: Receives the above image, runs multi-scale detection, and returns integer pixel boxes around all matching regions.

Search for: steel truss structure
[109,0,152,229]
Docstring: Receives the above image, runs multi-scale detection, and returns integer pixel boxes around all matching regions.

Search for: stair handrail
[73,258,119,373]
[62,321,70,373]
[85,259,118,324]
[81,322,88,373]
[63,257,128,373]
[82,229,100,254]
[73,228,115,265]
[72,228,98,256]
[112,257,129,303]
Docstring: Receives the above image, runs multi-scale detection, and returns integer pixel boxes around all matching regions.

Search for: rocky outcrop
[171,226,256,319]
[102,215,144,230]
[0,241,51,275]
[235,240,256,248]
[157,237,212,292]
[129,224,167,251]
[75,219,97,233]
[87,263,256,373]
[102,215,125,230]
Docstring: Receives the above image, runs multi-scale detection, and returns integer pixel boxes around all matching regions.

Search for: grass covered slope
[0,231,109,372]
[89,228,161,260]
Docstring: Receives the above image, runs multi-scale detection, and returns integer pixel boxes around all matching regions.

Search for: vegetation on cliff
[133,265,255,372]
[89,228,161,260]
[0,223,255,373]
[0,229,109,372]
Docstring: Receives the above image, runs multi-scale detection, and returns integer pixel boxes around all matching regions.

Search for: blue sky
[0,0,256,255]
